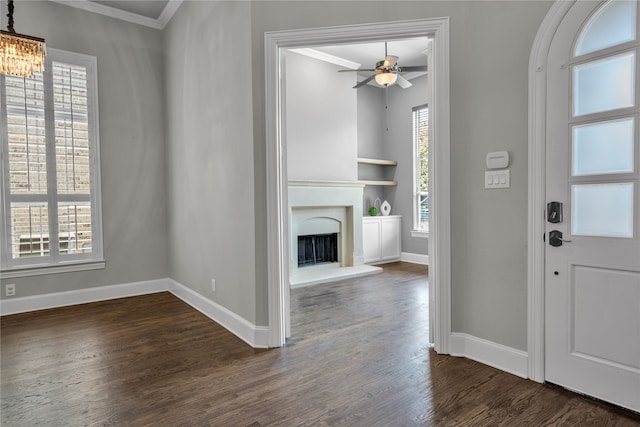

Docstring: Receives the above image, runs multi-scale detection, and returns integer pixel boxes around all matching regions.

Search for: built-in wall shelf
[358,180,398,186]
[357,157,398,166]
[357,157,398,186]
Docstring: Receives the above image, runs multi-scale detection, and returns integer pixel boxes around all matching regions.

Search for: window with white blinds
[413,105,429,233]
[1,48,103,273]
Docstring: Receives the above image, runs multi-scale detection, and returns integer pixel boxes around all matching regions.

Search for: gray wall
[357,85,387,215]
[2,1,554,353]
[386,76,430,255]
[0,1,168,297]
[285,51,358,181]
[251,1,552,350]
[163,1,257,323]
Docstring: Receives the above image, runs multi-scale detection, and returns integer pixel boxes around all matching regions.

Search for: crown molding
[49,0,182,30]
[157,0,182,29]
[288,48,361,70]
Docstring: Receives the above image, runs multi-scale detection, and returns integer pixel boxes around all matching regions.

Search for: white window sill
[411,230,429,239]
[0,260,106,279]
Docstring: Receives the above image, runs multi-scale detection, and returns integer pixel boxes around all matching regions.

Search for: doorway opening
[265,19,452,353]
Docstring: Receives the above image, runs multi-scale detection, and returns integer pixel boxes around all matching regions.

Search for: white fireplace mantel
[288,180,368,285]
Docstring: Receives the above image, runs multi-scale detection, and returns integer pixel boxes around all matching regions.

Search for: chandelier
[0,0,45,78]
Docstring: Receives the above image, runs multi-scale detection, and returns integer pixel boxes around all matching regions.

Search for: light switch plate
[485,169,510,189]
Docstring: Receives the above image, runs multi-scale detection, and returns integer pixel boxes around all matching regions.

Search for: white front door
[545,0,640,413]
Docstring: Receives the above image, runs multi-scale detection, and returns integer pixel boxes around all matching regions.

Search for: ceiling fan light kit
[374,71,397,87]
[0,0,46,78]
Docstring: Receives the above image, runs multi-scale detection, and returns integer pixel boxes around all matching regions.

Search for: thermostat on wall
[486,151,509,170]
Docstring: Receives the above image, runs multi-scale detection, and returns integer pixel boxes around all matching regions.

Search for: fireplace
[288,180,381,287]
[298,233,338,267]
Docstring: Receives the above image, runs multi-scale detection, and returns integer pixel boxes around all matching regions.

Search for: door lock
[549,230,572,247]
[547,201,563,223]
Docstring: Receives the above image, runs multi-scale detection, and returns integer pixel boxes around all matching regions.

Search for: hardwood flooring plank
[2,262,638,426]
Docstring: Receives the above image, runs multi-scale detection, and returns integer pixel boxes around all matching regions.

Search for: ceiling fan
[339,42,427,89]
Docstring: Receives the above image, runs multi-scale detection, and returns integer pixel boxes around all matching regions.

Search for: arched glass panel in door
[570,0,639,238]
[574,0,636,56]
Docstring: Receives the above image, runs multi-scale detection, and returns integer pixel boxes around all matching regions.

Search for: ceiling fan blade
[382,55,398,69]
[396,74,412,89]
[338,68,377,72]
[398,65,428,73]
[353,74,376,89]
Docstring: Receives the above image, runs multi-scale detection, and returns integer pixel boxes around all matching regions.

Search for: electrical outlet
[211,279,216,292]
[5,284,16,297]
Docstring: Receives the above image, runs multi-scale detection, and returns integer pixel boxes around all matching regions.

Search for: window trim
[0,260,106,279]
[0,48,104,275]
[412,104,429,236]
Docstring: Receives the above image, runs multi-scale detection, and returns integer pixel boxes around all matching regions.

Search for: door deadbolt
[547,202,563,223]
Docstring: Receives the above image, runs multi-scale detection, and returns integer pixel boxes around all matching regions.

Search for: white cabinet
[362,215,401,263]
[363,220,382,262]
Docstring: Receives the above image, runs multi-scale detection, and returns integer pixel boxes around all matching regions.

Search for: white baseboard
[0,278,270,349]
[168,280,269,348]
[0,278,170,316]
[400,252,429,265]
[450,332,528,379]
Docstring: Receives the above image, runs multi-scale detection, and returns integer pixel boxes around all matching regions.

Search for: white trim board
[169,280,269,348]
[0,278,170,316]
[450,333,528,379]
[400,252,429,265]
[0,278,269,349]
[527,0,575,383]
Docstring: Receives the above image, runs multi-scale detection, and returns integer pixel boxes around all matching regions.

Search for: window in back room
[412,104,428,234]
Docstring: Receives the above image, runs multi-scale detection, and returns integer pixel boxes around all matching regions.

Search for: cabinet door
[363,220,381,263]
[381,218,401,260]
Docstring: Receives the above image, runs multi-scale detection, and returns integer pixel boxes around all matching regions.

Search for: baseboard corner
[450,332,528,379]
[168,279,269,349]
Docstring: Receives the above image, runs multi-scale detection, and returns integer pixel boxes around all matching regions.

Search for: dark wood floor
[1,262,638,426]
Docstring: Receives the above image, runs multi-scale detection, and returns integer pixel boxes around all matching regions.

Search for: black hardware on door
[547,202,563,223]
[549,230,571,247]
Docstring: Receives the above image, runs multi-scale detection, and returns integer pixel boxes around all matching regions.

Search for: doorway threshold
[290,264,382,288]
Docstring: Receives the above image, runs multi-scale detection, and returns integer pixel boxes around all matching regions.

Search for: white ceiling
[292,37,431,85]
[92,0,170,19]
[312,38,430,71]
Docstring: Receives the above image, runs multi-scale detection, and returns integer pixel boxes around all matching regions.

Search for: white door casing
[265,18,451,352]
[544,0,639,412]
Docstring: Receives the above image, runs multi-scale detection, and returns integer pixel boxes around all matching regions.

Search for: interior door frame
[528,0,580,382]
[264,18,452,352]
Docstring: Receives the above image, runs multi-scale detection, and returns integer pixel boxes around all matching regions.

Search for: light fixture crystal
[375,71,397,87]
[0,1,46,78]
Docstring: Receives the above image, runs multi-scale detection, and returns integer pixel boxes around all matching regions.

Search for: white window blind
[413,105,429,232]
[1,48,103,272]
